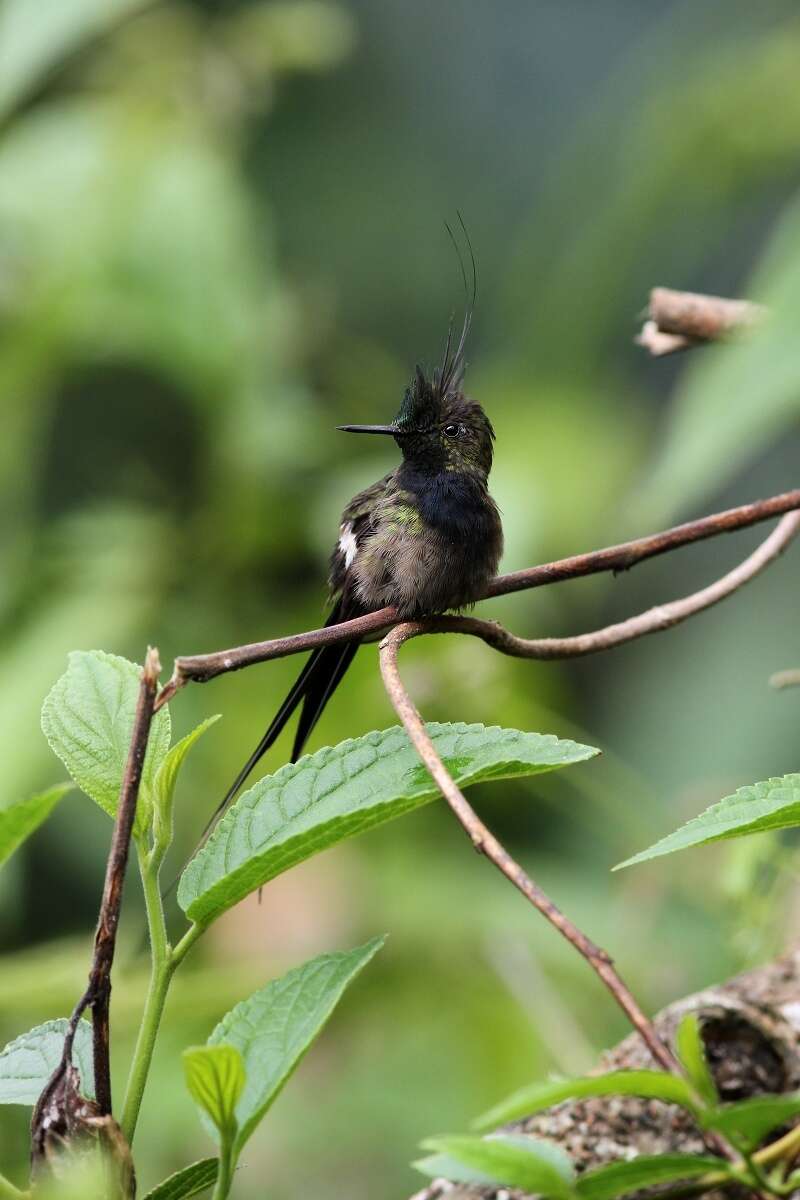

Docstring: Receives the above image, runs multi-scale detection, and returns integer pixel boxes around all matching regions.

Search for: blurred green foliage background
[1,1,799,1195]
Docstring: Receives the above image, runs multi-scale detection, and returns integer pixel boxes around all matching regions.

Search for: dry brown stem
[637,286,766,357]
[423,509,800,660]
[378,622,678,1074]
[32,647,160,1164]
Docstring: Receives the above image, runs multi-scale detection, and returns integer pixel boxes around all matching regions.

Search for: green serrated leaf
[0,784,71,868]
[0,1018,94,1105]
[675,1014,717,1107]
[209,936,384,1154]
[576,1154,726,1200]
[183,1044,245,1144]
[474,1070,699,1131]
[420,1134,576,1198]
[702,1092,800,1151]
[41,650,171,835]
[178,723,598,924]
[141,1159,219,1200]
[616,774,800,870]
[153,715,221,849]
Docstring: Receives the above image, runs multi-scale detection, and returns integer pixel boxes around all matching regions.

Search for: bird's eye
[444,423,460,438]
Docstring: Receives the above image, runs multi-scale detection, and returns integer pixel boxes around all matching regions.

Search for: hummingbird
[206,297,503,834]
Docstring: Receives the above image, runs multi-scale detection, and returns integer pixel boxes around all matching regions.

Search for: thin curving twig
[378,621,678,1073]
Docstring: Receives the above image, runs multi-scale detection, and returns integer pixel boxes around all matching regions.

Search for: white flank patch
[339,522,358,568]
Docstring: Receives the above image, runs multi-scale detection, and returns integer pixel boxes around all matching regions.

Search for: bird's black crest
[395,214,477,432]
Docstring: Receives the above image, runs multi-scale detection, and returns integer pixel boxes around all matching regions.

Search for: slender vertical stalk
[120,816,205,1144]
[211,1143,234,1200]
[32,650,161,1164]
[91,649,161,1115]
[119,841,174,1145]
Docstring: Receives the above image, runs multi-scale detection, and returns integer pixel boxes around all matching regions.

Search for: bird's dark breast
[396,471,503,616]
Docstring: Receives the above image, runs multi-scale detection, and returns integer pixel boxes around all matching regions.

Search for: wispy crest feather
[395,214,478,431]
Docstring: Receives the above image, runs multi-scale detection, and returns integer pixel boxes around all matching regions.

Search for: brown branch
[421,509,800,660]
[156,607,397,707]
[34,647,160,1132]
[89,646,160,1113]
[156,489,800,707]
[378,622,678,1074]
[637,287,766,357]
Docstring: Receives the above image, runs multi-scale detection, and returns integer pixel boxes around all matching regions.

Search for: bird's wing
[329,472,394,595]
[292,480,397,763]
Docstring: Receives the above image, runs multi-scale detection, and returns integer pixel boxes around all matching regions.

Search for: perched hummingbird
[211,313,503,825]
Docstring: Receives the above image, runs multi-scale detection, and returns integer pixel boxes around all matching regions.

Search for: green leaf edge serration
[178,722,598,924]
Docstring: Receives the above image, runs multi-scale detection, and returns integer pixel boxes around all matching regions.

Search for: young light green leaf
[413,1152,499,1187]
[41,650,171,834]
[0,784,71,868]
[208,936,384,1154]
[702,1092,800,1151]
[179,723,598,924]
[153,715,221,848]
[616,774,800,870]
[183,1044,245,1143]
[576,1154,726,1200]
[474,1070,699,1131]
[141,1158,219,1200]
[0,1018,94,1104]
[420,1134,576,1198]
[675,1014,717,1107]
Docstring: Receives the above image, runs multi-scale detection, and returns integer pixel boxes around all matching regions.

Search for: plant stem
[756,1122,800,1169]
[171,920,204,967]
[661,1126,800,1200]
[211,1143,234,1200]
[119,841,175,1145]
[642,1171,737,1200]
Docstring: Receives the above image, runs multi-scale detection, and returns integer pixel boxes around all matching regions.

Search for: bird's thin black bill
[337,424,398,435]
